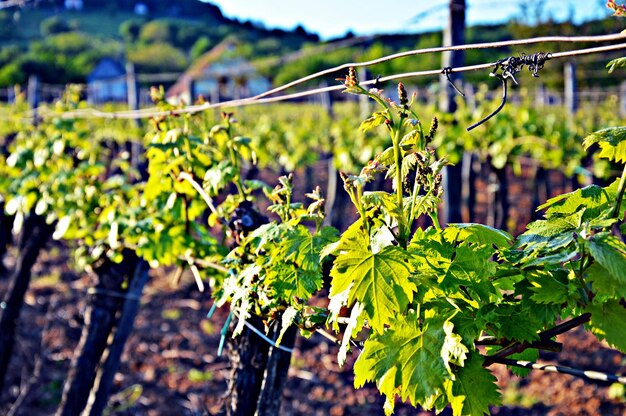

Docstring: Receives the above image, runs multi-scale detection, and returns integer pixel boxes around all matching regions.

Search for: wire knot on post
[442,67,466,97]
[467,51,552,131]
[494,52,552,83]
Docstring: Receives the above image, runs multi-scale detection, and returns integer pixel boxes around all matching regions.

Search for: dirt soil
[0,246,624,416]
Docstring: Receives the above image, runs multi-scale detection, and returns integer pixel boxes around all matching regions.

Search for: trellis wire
[212,308,294,356]
[489,357,626,385]
[245,33,626,101]
[51,40,626,119]
[54,40,626,120]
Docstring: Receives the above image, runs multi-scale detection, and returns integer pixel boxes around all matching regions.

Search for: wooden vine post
[440,0,465,224]
[56,252,142,416]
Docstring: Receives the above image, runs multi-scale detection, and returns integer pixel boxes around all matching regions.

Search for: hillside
[0,0,319,86]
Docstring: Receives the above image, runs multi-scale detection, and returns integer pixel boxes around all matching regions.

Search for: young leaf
[444,223,513,249]
[330,244,416,333]
[280,225,337,271]
[582,127,626,163]
[338,302,364,366]
[266,265,322,301]
[276,306,298,345]
[359,111,388,132]
[607,57,626,73]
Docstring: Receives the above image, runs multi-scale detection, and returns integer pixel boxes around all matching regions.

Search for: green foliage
[119,18,144,43]
[324,72,626,414]
[139,20,174,44]
[449,354,501,416]
[586,300,626,352]
[2,54,626,416]
[583,127,626,163]
[217,172,337,336]
[353,311,454,414]
[127,43,188,73]
[40,16,72,36]
[329,228,416,334]
[191,36,213,60]
[586,233,626,288]
[607,57,626,73]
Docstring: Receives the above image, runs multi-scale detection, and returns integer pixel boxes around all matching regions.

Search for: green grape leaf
[405,194,441,219]
[587,263,626,298]
[520,218,578,240]
[607,57,626,73]
[266,265,321,301]
[490,304,542,342]
[401,153,418,181]
[362,191,400,217]
[523,249,578,268]
[538,183,612,216]
[244,223,282,254]
[582,127,626,163]
[526,269,570,305]
[586,300,626,352]
[320,219,367,259]
[360,111,388,132]
[586,232,626,286]
[204,161,237,196]
[375,146,395,167]
[330,243,416,333]
[400,128,420,150]
[441,242,498,303]
[276,306,298,345]
[448,353,500,416]
[353,311,450,408]
[444,223,513,249]
[280,225,337,271]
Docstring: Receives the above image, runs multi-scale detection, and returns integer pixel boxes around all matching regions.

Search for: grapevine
[0,48,625,416]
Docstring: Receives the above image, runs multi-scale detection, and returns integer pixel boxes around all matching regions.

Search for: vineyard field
[1,31,626,415]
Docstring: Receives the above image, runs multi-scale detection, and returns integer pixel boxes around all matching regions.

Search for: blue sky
[206,0,612,40]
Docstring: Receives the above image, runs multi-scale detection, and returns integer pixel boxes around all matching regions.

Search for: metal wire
[51,41,626,120]
[489,357,626,385]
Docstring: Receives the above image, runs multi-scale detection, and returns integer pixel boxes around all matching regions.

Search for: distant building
[64,0,83,10]
[87,58,127,104]
[166,40,271,105]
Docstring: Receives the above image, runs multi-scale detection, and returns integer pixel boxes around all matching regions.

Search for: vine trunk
[0,214,54,392]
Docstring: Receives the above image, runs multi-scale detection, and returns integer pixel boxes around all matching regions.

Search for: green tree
[119,18,144,43]
[128,43,188,73]
[40,16,72,37]
[139,20,173,44]
[190,36,212,60]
